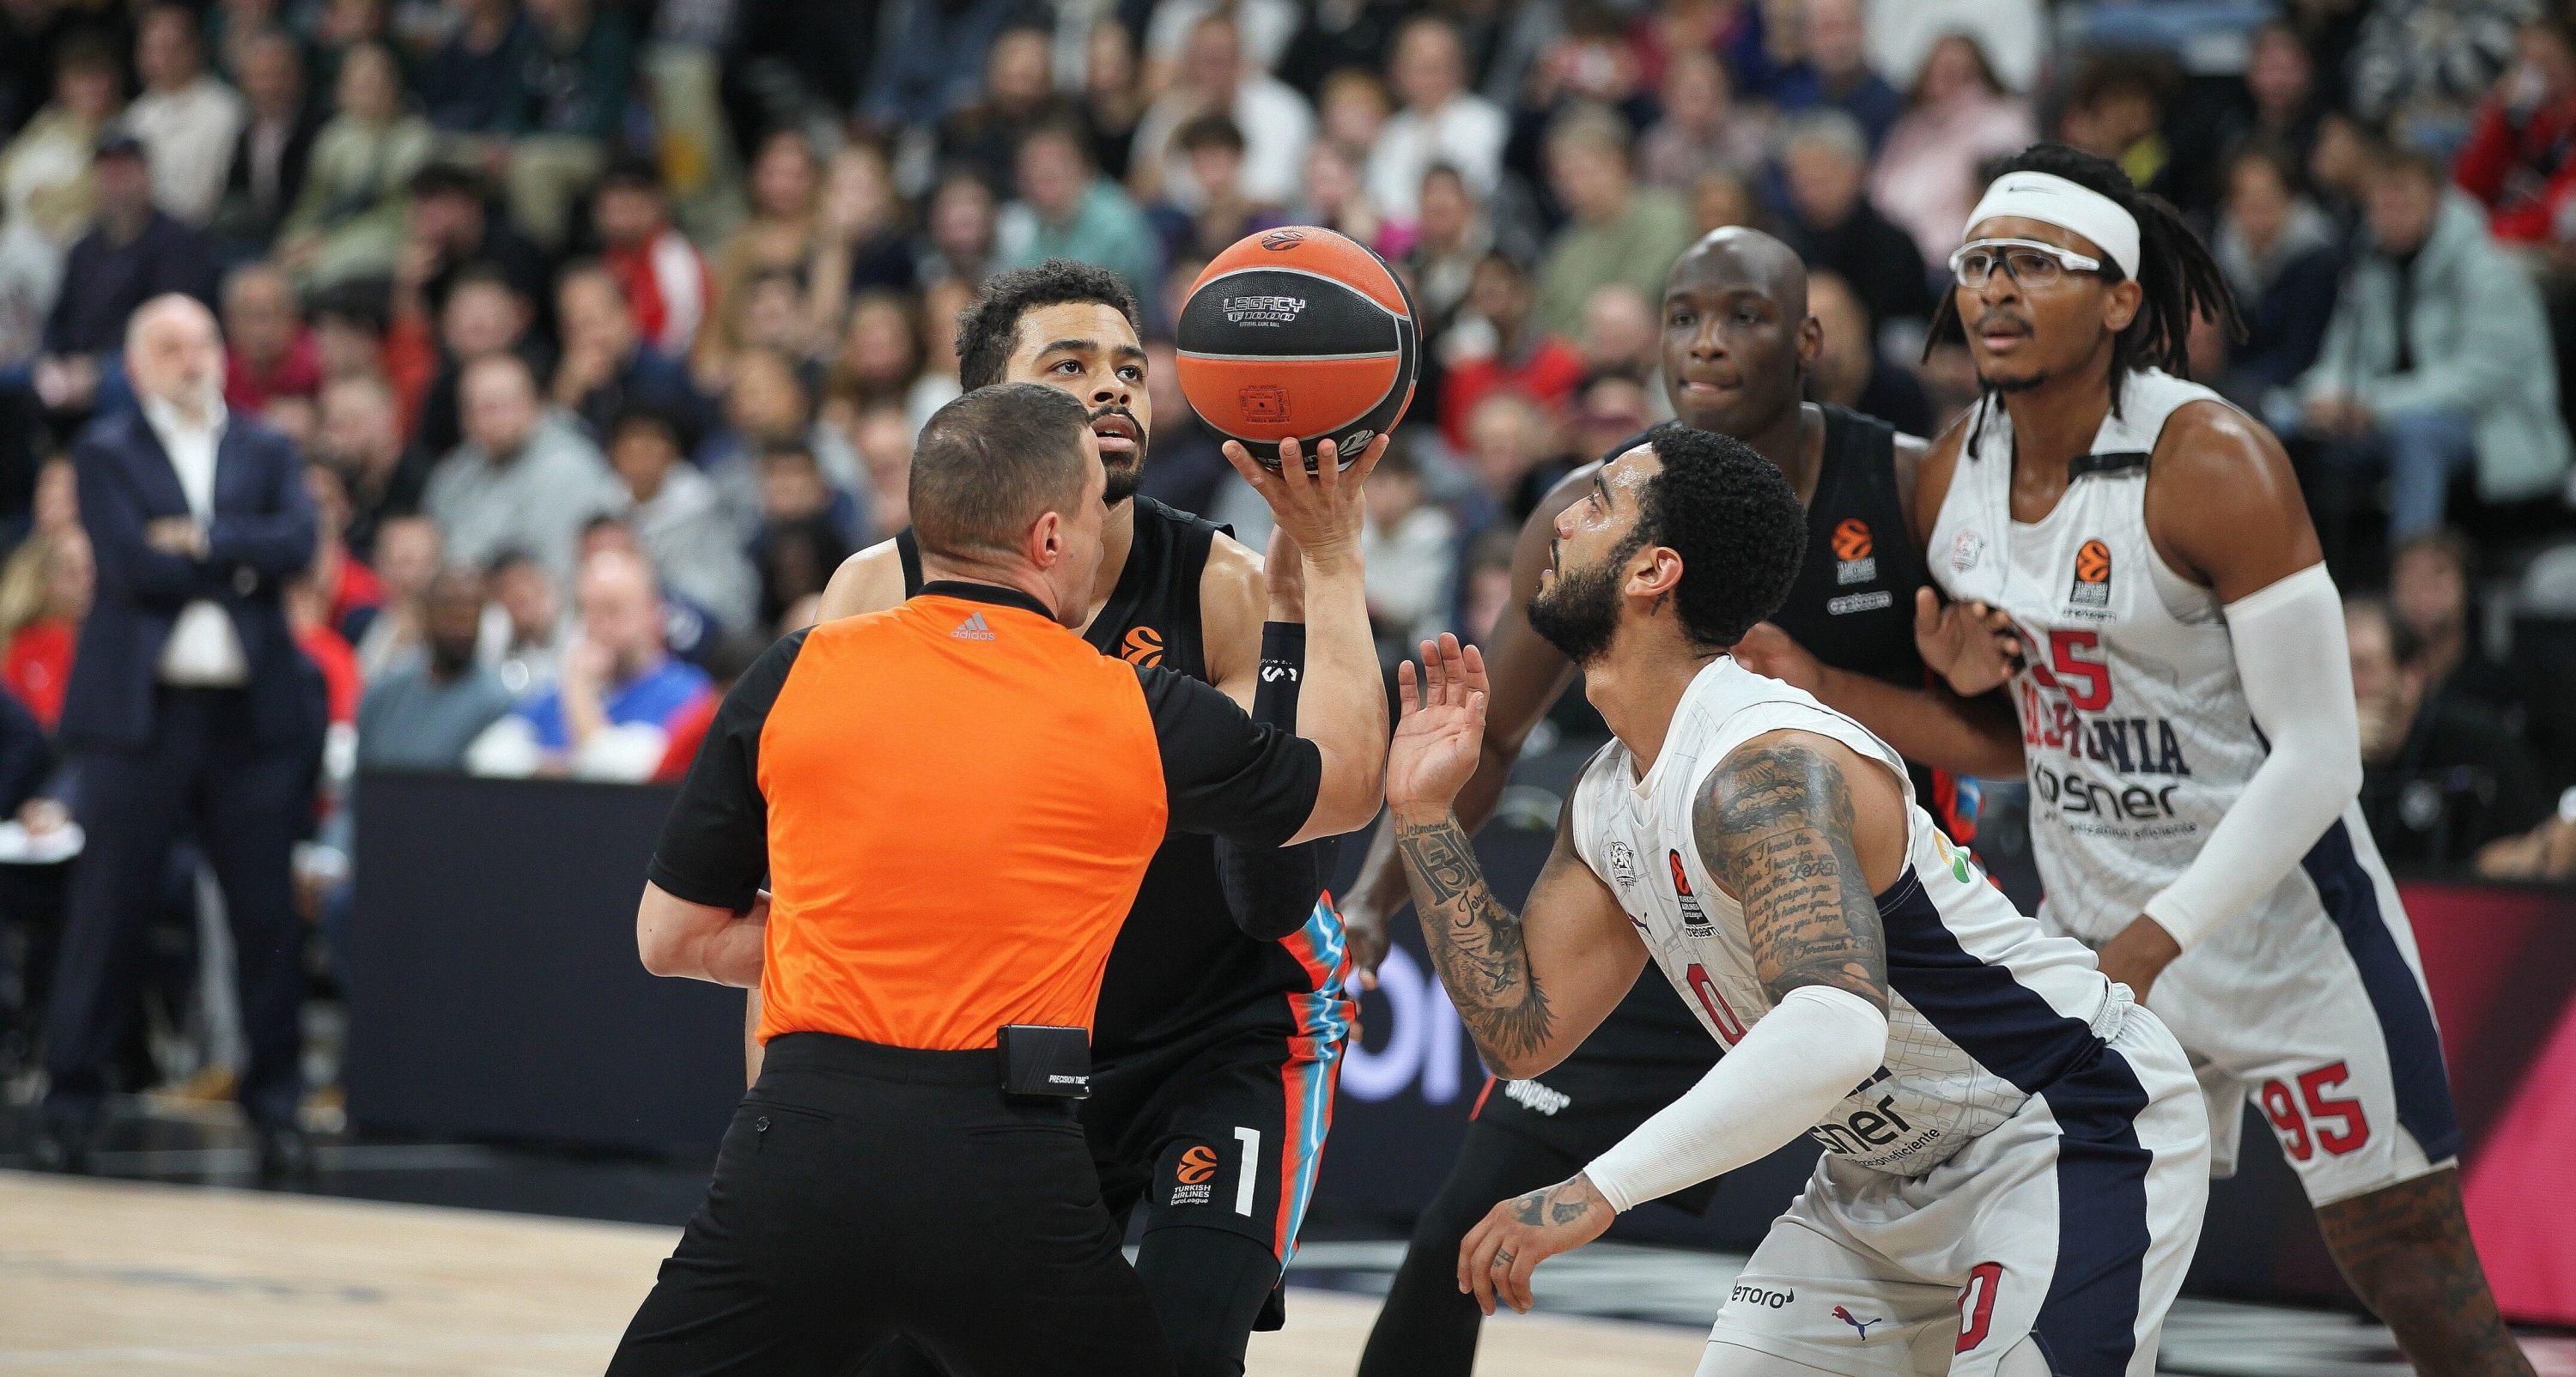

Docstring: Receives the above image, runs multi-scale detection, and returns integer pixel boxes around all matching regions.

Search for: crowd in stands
[0,0,2571,1086]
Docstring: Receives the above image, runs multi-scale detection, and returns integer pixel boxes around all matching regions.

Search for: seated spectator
[2199,21,2326,215]
[550,262,702,446]
[403,265,546,469]
[301,460,384,640]
[122,5,245,226]
[750,503,853,635]
[314,373,422,561]
[1575,282,1662,383]
[857,0,1022,134]
[307,282,390,390]
[2211,142,2342,416]
[1455,524,1517,647]
[423,353,623,583]
[2059,50,2177,201]
[1149,115,1288,264]
[594,158,716,359]
[2349,0,2524,144]
[2391,527,2525,726]
[1691,165,1766,239]
[2349,594,2549,871]
[1777,110,1930,337]
[210,28,319,249]
[705,347,865,540]
[1809,269,1935,437]
[939,23,1083,193]
[0,526,88,729]
[287,570,361,729]
[355,566,516,771]
[222,262,321,415]
[1078,19,1148,184]
[1360,440,1456,657]
[1532,104,1694,339]
[1437,251,1586,451]
[1637,48,1768,197]
[274,41,433,288]
[471,546,708,779]
[607,405,756,631]
[698,130,822,383]
[1404,164,1512,339]
[2299,146,2570,543]
[477,547,565,696]
[506,0,633,250]
[1861,0,2047,100]
[1870,33,2037,271]
[354,512,440,681]
[2455,10,2576,246]
[0,35,123,365]
[1459,389,1570,528]
[1286,139,1388,254]
[1770,0,1901,150]
[1129,10,1315,213]
[649,631,769,783]
[996,123,1161,318]
[1566,370,1655,467]
[390,161,551,333]
[823,291,924,416]
[809,142,916,315]
[840,413,908,543]
[415,0,534,139]
[1365,16,1508,220]
[31,136,218,421]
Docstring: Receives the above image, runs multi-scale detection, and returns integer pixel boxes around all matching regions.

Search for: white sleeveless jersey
[1567,658,2119,1177]
[1926,368,2359,949]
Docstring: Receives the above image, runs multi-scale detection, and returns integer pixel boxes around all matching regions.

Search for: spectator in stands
[2349,594,2549,871]
[1290,139,1388,252]
[275,41,432,289]
[997,123,1161,316]
[221,263,320,415]
[1317,66,1394,158]
[353,511,437,680]
[2300,145,2570,542]
[123,5,245,227]
[2211,21,2328,204]
[423,353,622,583]
[301,460,381,641]
[1437,251,1584,450]
[1870,33,2038,270]
[841,411,907,541]
[700,129,820,381]
[550,262,701,446]
[1132,9,1315,213]
[1458,388,1566,526]
[1637,48,1768,197]
[1691,164,1765,239]
[314,373,420,561]
[472,545,708,779]
[209,28,317,250]
[1360,440,1456,656]
[1078,19,1149,184]
[1532,104,1694,340]
[1366,15,1508,220]
[403,266,543,467]
[32,136,217,422]
[1777,110,1929,334]
[1771,0,1901,150]
[1809,269,1934,438]
[1150,115,1288,263]
[2390,527,2525,725]
[648,630,765,782]
[1455,522,1517,647]
[2212,142,2342,416]
[606,404,755,632]
[595,158,714,359]
[859,0,1020,134]
[939,23,1080,194]
[507,0,631,250]
[1405,164,1510,339]
[307,284,389,391]
[0,36,122,364]
[812,143,917,313]
[478,546,563,695]
[1576,282,1662,381]
[2456,9,2576,247]
[392,161,550,330]
[355,567,513,772]
[708,347,863,528]
[2060,51,2177,201]
[0,524,88,730]
[1567,368,1655,470]
[415,0,533,139]
[2350,0,2524,143]
[914,166,999,294]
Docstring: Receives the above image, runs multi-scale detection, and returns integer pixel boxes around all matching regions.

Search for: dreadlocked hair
[1928,143,2245,416]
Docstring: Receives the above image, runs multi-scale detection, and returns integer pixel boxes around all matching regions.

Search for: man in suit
[36,294,321,1178]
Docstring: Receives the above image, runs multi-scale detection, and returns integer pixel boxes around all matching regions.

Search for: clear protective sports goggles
[1947,238,2104,289]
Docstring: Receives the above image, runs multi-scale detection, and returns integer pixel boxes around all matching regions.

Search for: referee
[606,382,1388,1376]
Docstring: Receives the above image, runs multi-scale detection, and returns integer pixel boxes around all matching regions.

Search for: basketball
[1175,226,1419,469]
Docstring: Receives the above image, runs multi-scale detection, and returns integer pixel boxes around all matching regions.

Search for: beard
[1525,537,1639,665]
[1093,404,1147,505]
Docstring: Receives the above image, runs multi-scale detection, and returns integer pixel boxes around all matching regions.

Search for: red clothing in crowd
[1437,336,1589,450]
[325,555,384,634]
[5,618,74,728]
[651,685,720,783]
[299,624,361,725]
[2455,96,2576,243]
[605,229,714,357]
[225,331,325,414]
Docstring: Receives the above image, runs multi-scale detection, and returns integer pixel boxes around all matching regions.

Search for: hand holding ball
[1175,227,1420,470]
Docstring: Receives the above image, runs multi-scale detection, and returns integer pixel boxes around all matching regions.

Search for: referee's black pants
[607,1033,1175,1377]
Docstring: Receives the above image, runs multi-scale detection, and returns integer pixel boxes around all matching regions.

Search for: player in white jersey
[1382,426,2208,1376]
[1753,144,2536,1376]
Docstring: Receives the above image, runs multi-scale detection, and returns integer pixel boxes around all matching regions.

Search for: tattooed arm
[1696,731,1902,1010]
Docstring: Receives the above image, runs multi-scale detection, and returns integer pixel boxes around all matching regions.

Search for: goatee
[1526,555,1627,665]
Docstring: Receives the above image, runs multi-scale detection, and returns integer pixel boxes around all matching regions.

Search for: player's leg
[1357,1116,1584,1377]
[1692,1344,1854,1376]
[2316,1169,2530,1376]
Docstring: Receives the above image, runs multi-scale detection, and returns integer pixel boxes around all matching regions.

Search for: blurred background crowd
[3,0,2576,1112]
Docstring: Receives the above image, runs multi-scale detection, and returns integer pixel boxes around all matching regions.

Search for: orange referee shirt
[647,582,1322,1051]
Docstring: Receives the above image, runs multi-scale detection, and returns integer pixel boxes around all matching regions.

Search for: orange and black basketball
[1175,226,1419,469]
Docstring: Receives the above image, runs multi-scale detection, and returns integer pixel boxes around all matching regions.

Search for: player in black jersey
[781,262,1374,1377]
[1346,227,2022,1377]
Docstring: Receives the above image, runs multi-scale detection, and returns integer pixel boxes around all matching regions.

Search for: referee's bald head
[910,382,1100,563]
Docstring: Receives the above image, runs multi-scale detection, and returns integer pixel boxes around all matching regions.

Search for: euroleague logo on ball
[1259,228,1308,250]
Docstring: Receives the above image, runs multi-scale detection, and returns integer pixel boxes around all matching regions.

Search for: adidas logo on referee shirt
[951,613,995,640]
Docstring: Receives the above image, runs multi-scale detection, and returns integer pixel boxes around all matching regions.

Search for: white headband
[1962,171,2140,279]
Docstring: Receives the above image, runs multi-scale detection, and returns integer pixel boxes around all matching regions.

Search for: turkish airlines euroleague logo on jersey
[1170,1143,1220,1207]
[1668,850,1713,936]
[1121,627,1164,666]
[1832,519,1878,587]
[2069,539,2112,609]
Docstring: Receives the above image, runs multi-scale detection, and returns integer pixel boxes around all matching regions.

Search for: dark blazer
[60,408,318,751]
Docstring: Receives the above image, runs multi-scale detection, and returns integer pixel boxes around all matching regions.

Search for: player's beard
[1093,404,1147,505]
[1526,534,1641,666]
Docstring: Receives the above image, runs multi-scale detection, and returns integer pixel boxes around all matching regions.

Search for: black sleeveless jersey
[898,496,1340,1061]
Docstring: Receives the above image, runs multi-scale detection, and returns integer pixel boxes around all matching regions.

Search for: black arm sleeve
[1137,658,1322,852]
[644,630,808,911]
[1214,623,1340,940]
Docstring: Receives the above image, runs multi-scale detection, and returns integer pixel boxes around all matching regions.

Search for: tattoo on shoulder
[1693,742,1890,1010]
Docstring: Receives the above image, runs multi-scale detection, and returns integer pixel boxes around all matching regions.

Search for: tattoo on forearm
[1695,743,1890,1010]
[1394,815,1554,1068]
[1504,1179,1595,1228]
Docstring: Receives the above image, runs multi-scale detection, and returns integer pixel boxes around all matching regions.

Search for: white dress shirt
[144,396,250,686]
[122,77,248,225]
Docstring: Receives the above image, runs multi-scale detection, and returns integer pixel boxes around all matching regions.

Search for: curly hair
[1641,426,1807,648]
[954,259,1141,391]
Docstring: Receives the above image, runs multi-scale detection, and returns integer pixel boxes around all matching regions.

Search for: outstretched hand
[1387,634,1488,820]
[1913,589,2022,696]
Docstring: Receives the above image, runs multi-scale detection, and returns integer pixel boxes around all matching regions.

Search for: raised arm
[1455,729,1901,1316]
[1384,634,1646,1081]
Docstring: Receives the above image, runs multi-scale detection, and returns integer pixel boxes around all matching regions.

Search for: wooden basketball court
[0,1171,1703,1374]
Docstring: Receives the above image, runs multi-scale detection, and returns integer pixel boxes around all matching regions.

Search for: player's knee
[1994,1336,2056,1377]
[1692,1339,1847,1376]
[1133,1228,1279,1377]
